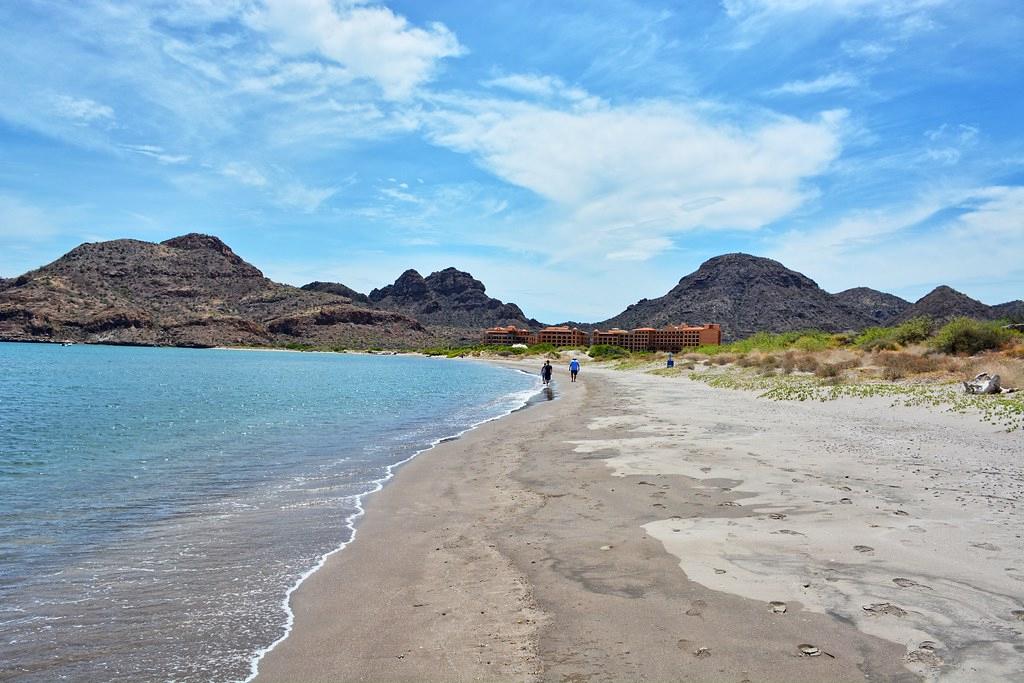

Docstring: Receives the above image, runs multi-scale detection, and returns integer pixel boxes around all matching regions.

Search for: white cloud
[51,95,115,125]
[379,186,421,204]
[766,185,1024,298]
[723,0,944,17]
[722,0,945,47]
[245,0,464,99]
[606,237,674,261]
[921,123,979,166]
[121,144,190,165]
[768,71,861,95]
[219,161,339,212]
[841,40,894,60]
[221,162,269,187]
[276,182,337,213]
[425,96,844,260]
[483,74,594,105]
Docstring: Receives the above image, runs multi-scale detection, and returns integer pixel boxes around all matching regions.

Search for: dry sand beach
[255,361,1023,682]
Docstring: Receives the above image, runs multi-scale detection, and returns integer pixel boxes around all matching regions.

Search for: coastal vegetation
[588,317,1024,431]
[420,342,561,358]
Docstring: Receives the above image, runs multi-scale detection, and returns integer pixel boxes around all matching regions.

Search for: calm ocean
[0,343,540,681]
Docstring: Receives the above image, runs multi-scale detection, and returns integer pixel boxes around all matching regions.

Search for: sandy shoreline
[254,361,1023,682]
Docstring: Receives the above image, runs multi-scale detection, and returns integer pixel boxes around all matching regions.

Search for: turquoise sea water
[0,343,539,681]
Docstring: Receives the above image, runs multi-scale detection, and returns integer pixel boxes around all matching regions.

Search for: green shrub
[855,318,932,349]
[890,317,933,345]
[588,344,629,359]
[711,330,836,355]
[931,317,1019,355]
[528,343,558,355]
[861,337,899,352]
[854,326,894,347]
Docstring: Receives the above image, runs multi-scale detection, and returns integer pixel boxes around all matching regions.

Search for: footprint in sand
[862,602,908,617]
[798,644,821,657]
[776,529,804,536]
[769,601,787,614]
[693,647,712,658]
[685,599,706,617]
[1012,610,1024,621]
[838,498,853,504]
[906,642,943,667]
[768,513,787,520]
[893,577,932,590]
[972,542,1001,551]
[853,545,874,553]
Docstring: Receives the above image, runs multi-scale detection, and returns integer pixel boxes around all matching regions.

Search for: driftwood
[963,373,1017,395]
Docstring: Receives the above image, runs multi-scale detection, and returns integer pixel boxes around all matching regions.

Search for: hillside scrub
[931,317,1020,355]
[854,317,933,350]
[696,329,836,355]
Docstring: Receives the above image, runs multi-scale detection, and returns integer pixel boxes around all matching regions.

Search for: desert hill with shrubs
[601,254,878,341]
[602,254,1021,341]
[0,234,428,348]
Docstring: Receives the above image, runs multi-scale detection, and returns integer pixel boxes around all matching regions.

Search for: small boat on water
[61,341,75,346]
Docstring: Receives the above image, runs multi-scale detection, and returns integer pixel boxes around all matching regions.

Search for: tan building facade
[481,325,532,345]
[592,324,720,351]
[534,326,590,347]
[484,323,721,350]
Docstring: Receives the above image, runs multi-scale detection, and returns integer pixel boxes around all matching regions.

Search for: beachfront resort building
[535,326,591,347]
[483,323,721,350]
[482,325,533,345]
[591,324,721,351]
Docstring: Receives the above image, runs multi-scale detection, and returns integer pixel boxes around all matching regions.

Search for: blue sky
[1,0,1021,323]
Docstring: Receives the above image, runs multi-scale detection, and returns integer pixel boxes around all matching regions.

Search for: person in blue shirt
[569,357,580,382]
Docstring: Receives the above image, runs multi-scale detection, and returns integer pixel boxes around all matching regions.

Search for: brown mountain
[833,287,911,325]
[0,234,427,348]
[890,285,996,325]
[368,267,533,332]
[300,280,371,305]
[992,300,1024,323]
[599,253,875,341]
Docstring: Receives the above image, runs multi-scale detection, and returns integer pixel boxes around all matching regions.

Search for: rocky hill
[992,300,1024,322]
[300,281,371,305]
[599,253,876,341]
[368,267,534,333]
[0,234,427,348]
[890,286,996,325]
[833,287,910,325]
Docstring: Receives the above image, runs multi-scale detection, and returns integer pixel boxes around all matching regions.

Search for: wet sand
[255,362,1023,682]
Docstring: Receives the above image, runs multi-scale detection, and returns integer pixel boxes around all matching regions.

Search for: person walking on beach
[569,357,580,382]
[541,360,553,385]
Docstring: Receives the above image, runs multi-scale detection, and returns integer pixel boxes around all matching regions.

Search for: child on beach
[569,358,580,382]
[541,360,553,385]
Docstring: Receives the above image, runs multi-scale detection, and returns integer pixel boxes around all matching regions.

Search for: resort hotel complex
[482,323,722,351]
